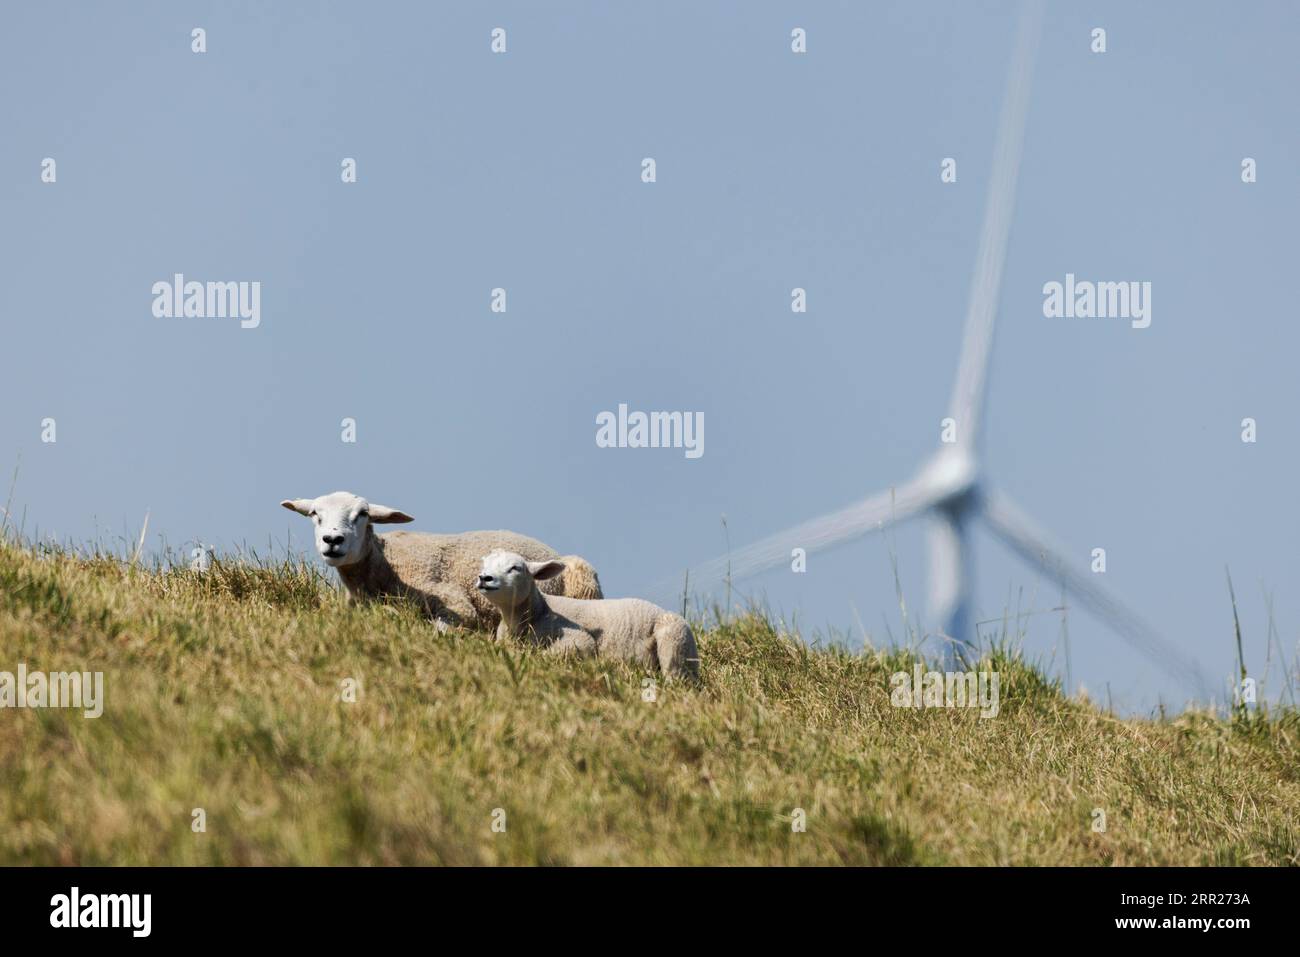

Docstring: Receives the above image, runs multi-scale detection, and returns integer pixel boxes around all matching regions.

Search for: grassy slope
[0,542,1296,866]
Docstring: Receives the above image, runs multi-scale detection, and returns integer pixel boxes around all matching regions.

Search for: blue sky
[2,1,1297,712]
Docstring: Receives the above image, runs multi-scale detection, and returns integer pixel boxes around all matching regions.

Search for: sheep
[476,550,699,680]
[279,491,602,629]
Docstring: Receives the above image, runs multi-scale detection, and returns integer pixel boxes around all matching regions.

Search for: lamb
[279,492,602,629]
[476,550,699,680]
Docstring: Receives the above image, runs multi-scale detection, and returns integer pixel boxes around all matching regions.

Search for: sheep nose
[322,534,345,546]
[478,574,493,585]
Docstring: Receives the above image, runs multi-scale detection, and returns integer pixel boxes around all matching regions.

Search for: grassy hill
[0,540,1296,865]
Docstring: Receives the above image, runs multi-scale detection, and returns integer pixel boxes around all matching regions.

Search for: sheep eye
[309,511,317,518]
[513,565,524,573]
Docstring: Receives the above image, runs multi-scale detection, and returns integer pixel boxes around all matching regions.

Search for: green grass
[0,539,1297,865]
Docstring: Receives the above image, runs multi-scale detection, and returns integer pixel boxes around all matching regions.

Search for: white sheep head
[476,550,565,608]
[280,491,413,567]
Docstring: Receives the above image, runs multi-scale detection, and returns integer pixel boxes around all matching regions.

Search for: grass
[0,538,1297,866]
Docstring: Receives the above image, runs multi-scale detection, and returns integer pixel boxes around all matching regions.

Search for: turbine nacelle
[913,449,980,512]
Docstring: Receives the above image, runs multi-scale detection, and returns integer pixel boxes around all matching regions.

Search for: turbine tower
[674,0,1209,697]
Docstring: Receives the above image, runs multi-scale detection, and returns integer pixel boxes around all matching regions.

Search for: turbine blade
[671,479,945,600]
[981,490,1210,697]
[946,0,1044,451]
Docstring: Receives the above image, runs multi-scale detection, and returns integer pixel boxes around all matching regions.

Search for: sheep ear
[528,560,566,581]
[368,504,414,524]
[281,499,314,516]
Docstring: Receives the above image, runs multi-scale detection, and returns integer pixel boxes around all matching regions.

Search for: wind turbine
[675,0,1209,698]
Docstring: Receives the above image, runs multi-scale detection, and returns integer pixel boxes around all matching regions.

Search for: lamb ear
[281,499,314,516]
[528,560,566,581]
[368,503,414,524]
